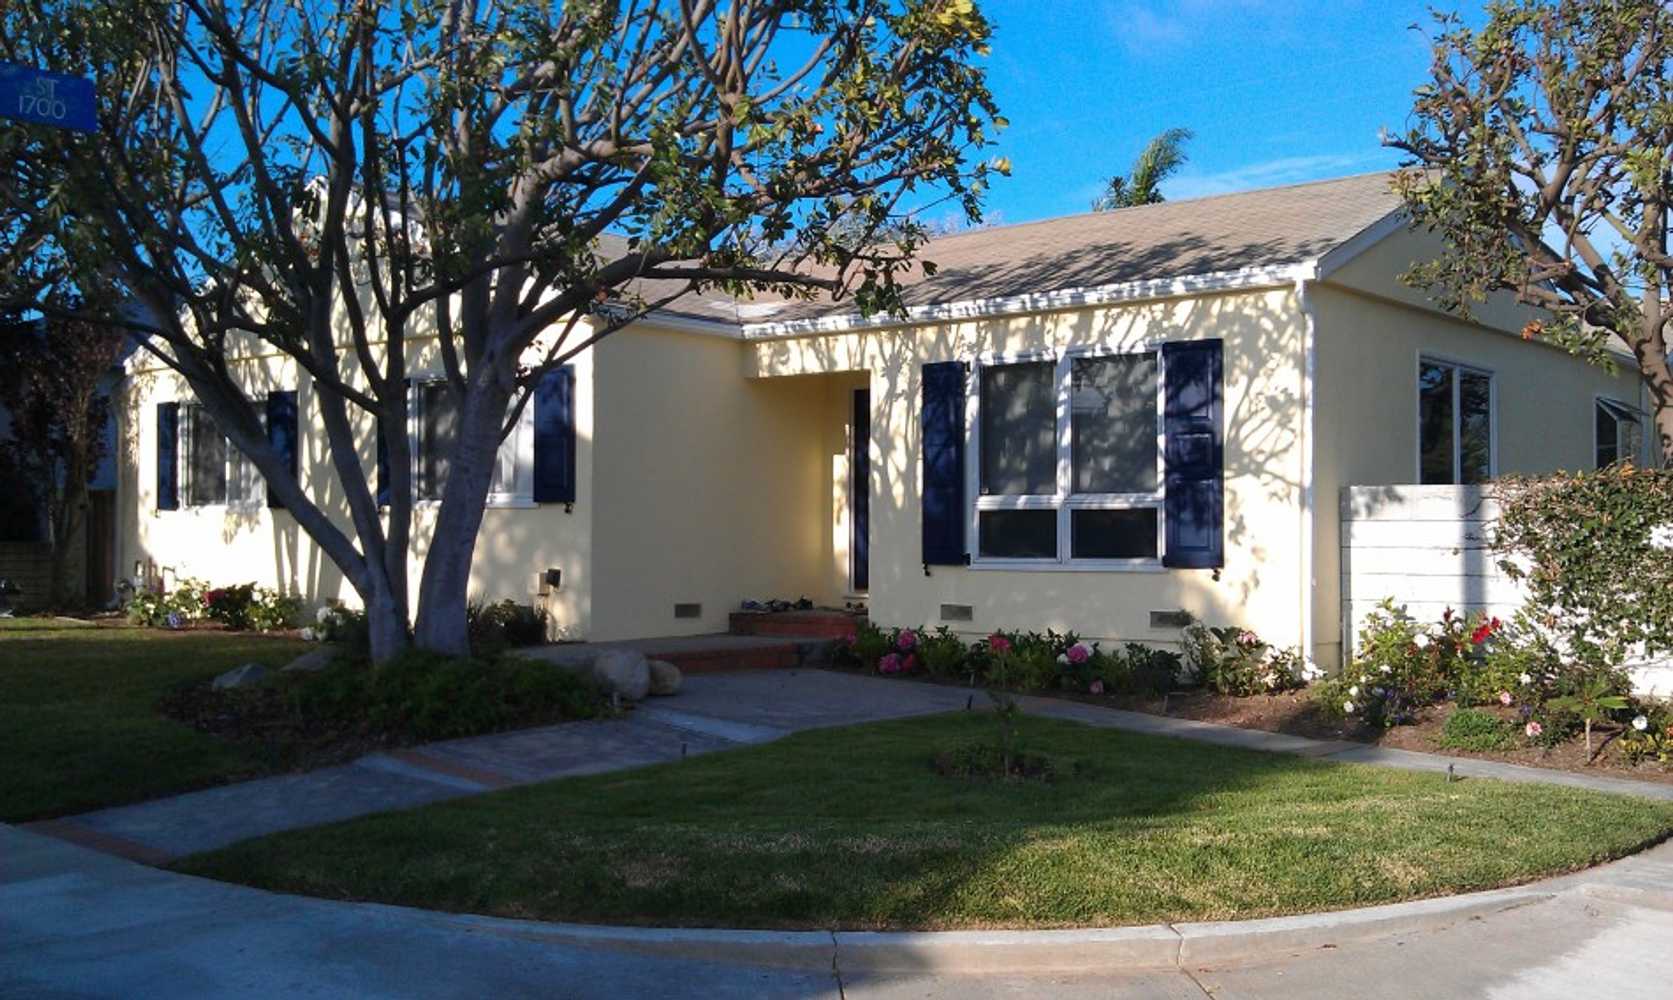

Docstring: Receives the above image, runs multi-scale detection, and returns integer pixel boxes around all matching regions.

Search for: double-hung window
[1418,358,1493,485]
[413,380,533,505]
[1595,398,1645,468]
[182,403,262,507]
[972,349,1163,565]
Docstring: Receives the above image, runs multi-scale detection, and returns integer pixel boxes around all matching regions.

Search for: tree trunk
[47,443,89,609]
[412,378,513,655]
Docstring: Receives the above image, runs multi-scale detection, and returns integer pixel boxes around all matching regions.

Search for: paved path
[27,668,1673,864]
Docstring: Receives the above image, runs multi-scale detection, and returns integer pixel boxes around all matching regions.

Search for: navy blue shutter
[533,366,576,504]
[156,402,179,511]
[920,361,967,566]
[1161,340,1224,569]
[265,390,298,508]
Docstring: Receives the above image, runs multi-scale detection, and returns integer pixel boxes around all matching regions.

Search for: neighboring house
[113,173,1655,665]
[0,333,124,609]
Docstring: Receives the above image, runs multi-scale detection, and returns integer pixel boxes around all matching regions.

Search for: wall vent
[939,603,974,622]
[1149,610,1193,629]
[674,603,702,619]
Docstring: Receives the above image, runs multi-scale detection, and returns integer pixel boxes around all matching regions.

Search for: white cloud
[1104,0,1286,55]
[1162,151,1395,201]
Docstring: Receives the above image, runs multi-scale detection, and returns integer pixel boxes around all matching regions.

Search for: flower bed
[837,604,1672,781]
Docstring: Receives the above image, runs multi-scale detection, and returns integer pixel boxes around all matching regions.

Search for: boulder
[591,649,652,701]
[280,645,341,674]
[647,659,683,696]
[212,662,269,690]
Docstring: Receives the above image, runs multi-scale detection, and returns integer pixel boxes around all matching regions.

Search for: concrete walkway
[26,668,1673,864]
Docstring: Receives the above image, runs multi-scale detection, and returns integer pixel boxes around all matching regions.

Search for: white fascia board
[737,263,1310,341]
[626,311,744,339]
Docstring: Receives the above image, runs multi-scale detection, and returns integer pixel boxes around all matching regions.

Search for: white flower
[1056,653,1068,665]
[1379,665,1392,675]
[1348,685,1360,698]
[1650,524,1673,551]
[316,605,334,624]
[1343,701,1356,714]
[1633,715,1650,732]
[1519,673,1532,686]
[1413,634,1430,649]
[300,627,317,642]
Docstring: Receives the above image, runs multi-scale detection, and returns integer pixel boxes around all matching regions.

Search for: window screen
[977,509,1057,559]
[186,405,227,506]
[1071,507,1158,559]
[1071,354,1158,494]
[980,361,1056,495]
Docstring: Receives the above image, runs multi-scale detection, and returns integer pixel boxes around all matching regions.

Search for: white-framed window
[412,380,533,506]
[968,347,1164,568]
[181,403,262,508]
[1596,397,1645,469]
[1417,357,1494,485]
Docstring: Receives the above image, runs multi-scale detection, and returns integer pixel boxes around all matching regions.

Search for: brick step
[659,644,802,675]
[728,610,866,640]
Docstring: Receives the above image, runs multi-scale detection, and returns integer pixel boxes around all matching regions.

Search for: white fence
[1339,484,1670,696]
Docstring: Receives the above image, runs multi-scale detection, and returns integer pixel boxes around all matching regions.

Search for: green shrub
[1182,622,1303,696]
[1314,600,1489,727]
[288,650,607,742]
[247,590,304,632]
[1493,469,1673,674]
[467,599,550,656]
[124,577,211,628]
[204,584,258,630]
[1439,708,1513,751]
[1120,643,1185,697]
[917,627,968,678]
[841,621,892,672]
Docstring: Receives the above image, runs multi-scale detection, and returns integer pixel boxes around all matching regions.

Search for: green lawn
[175,711,1673,929]
[0,618,308,821]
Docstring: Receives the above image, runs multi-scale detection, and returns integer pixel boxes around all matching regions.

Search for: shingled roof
[629,171,1406,332]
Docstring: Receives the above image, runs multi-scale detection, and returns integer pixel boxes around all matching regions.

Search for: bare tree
[1384,0,1672,461]
[0,0,1003,659]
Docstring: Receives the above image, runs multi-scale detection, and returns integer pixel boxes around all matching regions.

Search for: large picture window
[1596,398,1644,469]
[1418,358,1493,485]
[414,380,532,504]
[182,403,262,507]
[972,350,1162,565]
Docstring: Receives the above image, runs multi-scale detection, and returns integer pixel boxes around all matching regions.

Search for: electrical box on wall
[537,568,561,595]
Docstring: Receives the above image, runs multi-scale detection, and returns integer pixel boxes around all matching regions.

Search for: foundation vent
[1149,610,1193,629]
[939,603,974,622]
[674,603,703,619]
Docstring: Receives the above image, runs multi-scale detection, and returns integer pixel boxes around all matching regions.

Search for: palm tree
[1092,128,1194,211]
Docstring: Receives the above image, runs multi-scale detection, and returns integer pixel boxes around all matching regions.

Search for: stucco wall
[116,337,596,636]
[586,326,842,640]
[1310,231,1648,665]
[748,286,1311,653]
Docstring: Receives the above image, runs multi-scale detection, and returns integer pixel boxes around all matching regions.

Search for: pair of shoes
[740,599,765,611]
[794,596,813,611]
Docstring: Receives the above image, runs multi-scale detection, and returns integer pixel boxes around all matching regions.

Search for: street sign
[0,62,96,133]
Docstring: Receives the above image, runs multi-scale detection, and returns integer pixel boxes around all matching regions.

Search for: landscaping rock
[647,659,683,696]
[280,645,341,674]
[212,662,269,690]
[591,649,652,701]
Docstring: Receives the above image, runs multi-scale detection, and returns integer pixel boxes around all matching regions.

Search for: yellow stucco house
[115,173,1653,667]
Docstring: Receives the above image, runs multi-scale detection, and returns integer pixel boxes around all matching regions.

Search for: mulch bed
[156,681,387,774]
[831,663,1673,787]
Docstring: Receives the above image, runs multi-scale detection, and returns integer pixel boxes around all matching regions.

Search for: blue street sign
[0,62,96,133]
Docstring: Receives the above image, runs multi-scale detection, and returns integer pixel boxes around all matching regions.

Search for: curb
[435,882,1564,974]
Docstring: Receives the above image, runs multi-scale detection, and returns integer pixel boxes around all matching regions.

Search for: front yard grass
[0,618,308,821]
[175,711,1673,929]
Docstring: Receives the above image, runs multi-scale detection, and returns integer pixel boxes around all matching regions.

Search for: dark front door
[851,388,870,592]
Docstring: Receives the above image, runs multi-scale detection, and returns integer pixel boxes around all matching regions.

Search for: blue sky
[962,0,1463,226]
